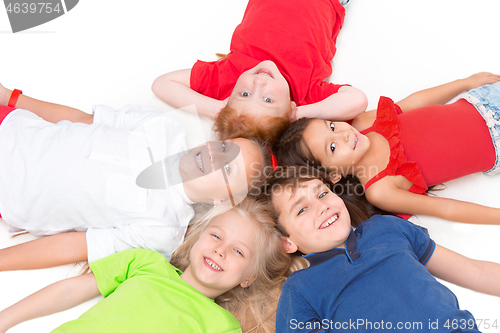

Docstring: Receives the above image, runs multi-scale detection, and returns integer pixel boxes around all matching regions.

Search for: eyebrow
[288,182,323,216]
[210,225,252,255]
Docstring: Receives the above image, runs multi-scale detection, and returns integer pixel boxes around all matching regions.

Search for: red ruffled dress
[361,97,495,218]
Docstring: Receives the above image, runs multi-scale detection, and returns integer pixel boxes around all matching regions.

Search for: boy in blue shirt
[261,166,500,332]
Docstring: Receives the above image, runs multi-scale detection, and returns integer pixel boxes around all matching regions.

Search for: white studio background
[1,0,500,332]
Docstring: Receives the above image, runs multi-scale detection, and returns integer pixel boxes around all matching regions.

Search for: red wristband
[8,89,22,108]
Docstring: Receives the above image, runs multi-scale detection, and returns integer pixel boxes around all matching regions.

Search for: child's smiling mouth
[255,68,274,79]
[319,214,339,229]
[204,257,223,271]
[195,152,204,173]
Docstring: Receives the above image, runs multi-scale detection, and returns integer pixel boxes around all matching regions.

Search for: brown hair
[273,117,320,169]
[257,165,393,230]
[170,197,291,333]
[214,104,291,145]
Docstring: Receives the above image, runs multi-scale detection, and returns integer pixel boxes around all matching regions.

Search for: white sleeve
[92,104,163,131]
[85,223,188,262]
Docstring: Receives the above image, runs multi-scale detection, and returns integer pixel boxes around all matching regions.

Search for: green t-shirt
[52,249,242,333]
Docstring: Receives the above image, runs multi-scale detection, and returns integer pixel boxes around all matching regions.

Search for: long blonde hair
[170,197,291,333]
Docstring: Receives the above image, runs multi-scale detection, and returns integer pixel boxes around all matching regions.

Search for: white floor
[1,0,500,331]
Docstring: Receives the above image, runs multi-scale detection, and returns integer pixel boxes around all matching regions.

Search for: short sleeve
[390,217,436,265]
[190,60,223,99]
[304,80,349,106]
[89,248,170,297]
[276,284,323,333]
[190,59,240,101]
[86,222,188,262]
[92,104,163,131]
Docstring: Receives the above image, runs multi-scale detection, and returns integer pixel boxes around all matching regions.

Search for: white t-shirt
[0,105,194,262]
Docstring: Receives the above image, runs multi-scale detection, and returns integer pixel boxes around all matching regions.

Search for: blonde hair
[170,197,291,333]
[214,104,291,146]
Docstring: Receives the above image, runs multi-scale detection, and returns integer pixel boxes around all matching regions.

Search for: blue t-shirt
[276,215,479,333]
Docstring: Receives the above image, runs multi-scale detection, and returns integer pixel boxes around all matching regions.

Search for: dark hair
[273,117,321,168]
[257,165,392,230]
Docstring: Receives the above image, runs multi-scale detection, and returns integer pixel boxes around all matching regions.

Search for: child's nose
[253,76,268,87]
[318,202,330,216]
[333,130,349,142]
[209,150,225,170]
[213,246,226,258]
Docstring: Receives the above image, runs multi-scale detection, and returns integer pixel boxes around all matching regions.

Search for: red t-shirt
[190,0,347,106]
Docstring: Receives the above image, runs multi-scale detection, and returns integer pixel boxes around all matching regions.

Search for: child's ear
[329,173,342,184]
[282,237,298,254]
[289,102,297,121]
[240,276,256,288]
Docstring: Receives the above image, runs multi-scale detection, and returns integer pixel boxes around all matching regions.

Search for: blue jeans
[465,82,500,175]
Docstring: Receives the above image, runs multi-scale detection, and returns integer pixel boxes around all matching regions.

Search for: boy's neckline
[303,228,360,267]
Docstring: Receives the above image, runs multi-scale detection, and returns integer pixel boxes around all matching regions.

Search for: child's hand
[216,97,229,115]
[464,72,500,90]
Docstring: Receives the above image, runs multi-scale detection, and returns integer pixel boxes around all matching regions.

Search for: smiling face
[272,179,351,255]
[180,209,258,299]
[302,119,370,175]
[229,60,294,118]
[179,137,264,206]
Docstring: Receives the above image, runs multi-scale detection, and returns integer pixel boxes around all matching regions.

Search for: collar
[303,228,360,267]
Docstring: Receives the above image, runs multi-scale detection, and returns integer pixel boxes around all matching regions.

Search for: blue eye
[241,92,250,97]
[319,191,328,199]
[330,122,335,131]
[212,233,221,240]
[297,207,306,216]
[264,97,272,103]
[235,249,244,256]
[330,143,336,153]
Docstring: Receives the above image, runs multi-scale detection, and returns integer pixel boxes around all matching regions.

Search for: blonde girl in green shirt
[0,198,291,333]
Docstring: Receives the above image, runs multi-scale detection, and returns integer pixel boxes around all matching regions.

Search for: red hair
[213,104,291,145]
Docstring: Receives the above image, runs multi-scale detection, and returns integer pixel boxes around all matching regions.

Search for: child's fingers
[467,72,500,89]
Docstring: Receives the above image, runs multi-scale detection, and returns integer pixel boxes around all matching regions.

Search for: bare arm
[366,178,500,225]
[152,69,228,119]
[293,86,368,121]
[396,72,500,112]
[426,245,500,297]
[0,83,93,124]
[0,273,100,333]
[0,232,88,272]
[351,72,500,131]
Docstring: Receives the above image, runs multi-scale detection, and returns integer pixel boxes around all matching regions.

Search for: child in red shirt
[153,0,367,144]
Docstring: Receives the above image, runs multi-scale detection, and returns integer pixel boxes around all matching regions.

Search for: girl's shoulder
[351,109,376,131]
